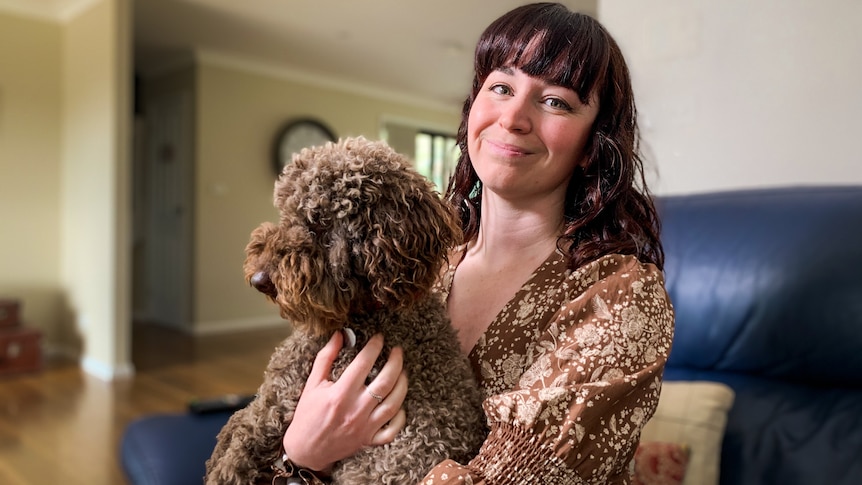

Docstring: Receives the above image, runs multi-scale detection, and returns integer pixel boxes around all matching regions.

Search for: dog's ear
[273,231,353,336]
[363,178,462,308]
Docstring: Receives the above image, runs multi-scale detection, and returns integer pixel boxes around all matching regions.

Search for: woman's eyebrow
[493,66,577,94]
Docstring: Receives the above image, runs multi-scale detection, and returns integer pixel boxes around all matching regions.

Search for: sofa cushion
[639,381,734,485]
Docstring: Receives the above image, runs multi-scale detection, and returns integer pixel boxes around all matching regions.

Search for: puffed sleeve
[421,254,675,485]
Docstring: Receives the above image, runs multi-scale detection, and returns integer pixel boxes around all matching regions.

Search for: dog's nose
[250,271,277,298]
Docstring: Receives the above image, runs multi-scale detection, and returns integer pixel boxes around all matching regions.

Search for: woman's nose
[498,96,532,133]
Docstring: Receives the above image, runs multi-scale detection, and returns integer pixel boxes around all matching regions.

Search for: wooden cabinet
[0,299,43,375]
[0,299,20,328]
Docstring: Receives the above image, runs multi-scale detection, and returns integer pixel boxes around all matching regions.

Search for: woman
[281,3,674,484]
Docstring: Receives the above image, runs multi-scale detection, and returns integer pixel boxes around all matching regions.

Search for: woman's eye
[544,97,572,111]
[489,84,512,96]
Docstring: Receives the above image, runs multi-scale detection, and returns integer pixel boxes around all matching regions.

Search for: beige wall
[60,0,131,378]
[0,12,66,348]
[192,60,459,331]
[0,1,131,379]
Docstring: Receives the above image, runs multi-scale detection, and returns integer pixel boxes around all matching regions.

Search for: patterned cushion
[633,441,690,485]
[638,381,735,485]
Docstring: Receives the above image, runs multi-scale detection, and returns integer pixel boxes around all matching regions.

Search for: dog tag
[342,328,357,348]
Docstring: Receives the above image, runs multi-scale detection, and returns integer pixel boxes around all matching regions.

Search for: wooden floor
[0,323,291,485]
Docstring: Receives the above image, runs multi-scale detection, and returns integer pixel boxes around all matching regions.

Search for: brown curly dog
[205,137,487,484]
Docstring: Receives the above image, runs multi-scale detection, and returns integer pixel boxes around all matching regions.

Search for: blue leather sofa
[120,185,862,485]
[657,185,862,485]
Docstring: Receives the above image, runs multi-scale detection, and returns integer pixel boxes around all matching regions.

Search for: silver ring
[368,389,384,404]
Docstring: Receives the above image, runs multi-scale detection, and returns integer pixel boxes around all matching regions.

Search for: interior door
[135,90,194,331]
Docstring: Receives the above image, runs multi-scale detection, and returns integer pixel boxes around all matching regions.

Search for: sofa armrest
[120,411,233,485]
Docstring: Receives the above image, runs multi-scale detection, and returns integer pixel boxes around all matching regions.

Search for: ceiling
[133,0,597,108]
[1,0,596,108]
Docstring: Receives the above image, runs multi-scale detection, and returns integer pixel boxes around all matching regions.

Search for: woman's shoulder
[564,253,664,288]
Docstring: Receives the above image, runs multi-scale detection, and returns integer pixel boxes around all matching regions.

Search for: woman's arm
[282,331,409,473]
[422,255,674,484]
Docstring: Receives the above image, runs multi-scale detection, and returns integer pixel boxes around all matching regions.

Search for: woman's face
[467,66,599,203]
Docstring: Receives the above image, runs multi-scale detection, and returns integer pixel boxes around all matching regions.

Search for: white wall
[600,0,862,195]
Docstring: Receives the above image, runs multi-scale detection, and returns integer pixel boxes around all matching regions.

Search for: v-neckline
[441,246,566,358]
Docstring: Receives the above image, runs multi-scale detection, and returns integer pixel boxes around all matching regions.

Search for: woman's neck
[467,194,564,266]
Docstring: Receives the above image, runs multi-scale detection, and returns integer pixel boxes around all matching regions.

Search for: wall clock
[272,118,336,175]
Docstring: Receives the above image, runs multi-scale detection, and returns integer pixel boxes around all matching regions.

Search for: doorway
[132,88,194,333]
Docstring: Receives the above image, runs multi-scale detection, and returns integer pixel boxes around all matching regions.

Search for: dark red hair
[446,2,664,270]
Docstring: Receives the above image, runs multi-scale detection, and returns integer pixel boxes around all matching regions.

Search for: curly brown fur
[206,137,487,484]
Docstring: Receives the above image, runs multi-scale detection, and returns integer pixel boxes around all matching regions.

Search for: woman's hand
[282,331,409,473]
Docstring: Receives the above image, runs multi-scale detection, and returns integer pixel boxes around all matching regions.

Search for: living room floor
[0,323,290,485]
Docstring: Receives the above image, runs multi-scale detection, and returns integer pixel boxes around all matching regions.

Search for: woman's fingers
[368,369,409,447]
[370,369,408,421]
[338,333,385,388]
[365,346,404,407]
[306,331,343,386]
[369,408,407,446]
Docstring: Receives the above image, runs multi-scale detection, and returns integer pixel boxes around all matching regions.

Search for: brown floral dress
[421,251,675,485]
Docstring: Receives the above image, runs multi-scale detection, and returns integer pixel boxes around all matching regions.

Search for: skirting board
[82,355,135,382]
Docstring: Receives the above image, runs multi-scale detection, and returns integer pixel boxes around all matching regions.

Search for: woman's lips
[485,139,531,157]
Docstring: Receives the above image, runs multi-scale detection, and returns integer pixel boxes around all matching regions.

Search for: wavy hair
[445,2,664,270]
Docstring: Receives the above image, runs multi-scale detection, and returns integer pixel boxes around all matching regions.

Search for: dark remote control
[188,393,255,414]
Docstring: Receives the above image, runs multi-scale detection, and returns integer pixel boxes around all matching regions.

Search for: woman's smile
[483,138,533,158]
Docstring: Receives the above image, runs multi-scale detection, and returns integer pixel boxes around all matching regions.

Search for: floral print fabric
[422,252,675,484]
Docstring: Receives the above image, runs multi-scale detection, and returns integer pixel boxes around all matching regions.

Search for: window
[380,119,459,193]
[414,131,459,192]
